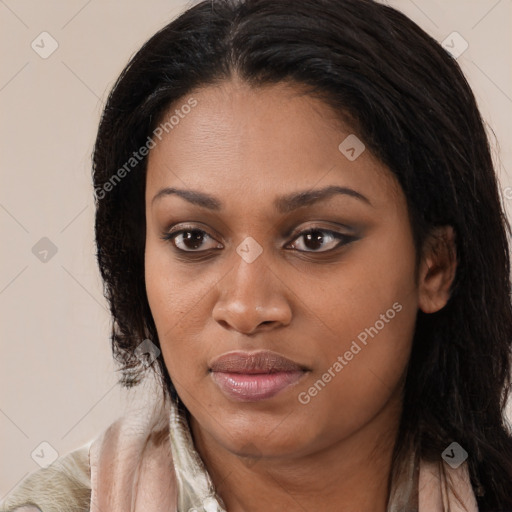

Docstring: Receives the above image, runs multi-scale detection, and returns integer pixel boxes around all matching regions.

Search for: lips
[209,350,307,373]
[209,350,308,402]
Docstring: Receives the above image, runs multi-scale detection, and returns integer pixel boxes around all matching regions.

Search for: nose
[212,252,292,335]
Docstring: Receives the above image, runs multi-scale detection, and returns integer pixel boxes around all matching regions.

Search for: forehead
[145,79,401,211]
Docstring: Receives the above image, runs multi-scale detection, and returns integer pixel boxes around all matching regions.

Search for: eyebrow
[151,185,372,213]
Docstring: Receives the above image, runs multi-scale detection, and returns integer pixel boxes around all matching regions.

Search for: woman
[2,0,512,510]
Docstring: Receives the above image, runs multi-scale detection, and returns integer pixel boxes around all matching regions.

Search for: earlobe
[417,226,457,314]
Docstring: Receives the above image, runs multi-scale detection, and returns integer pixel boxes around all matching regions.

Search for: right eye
[160,227,223,252]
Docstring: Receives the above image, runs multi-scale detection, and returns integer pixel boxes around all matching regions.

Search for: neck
[189,393,402,512]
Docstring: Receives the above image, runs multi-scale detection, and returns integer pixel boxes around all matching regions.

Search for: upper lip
[209,350,307,374]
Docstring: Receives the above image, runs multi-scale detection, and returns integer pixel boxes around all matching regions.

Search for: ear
[417,225,457,314]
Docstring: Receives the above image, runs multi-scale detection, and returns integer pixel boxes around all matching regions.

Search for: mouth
[209,350,309,402]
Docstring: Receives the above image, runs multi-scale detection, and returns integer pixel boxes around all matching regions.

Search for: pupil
[184,230,203,250]
[305,231,323,250]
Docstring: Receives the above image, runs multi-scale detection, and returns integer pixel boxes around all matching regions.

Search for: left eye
[286,228,353,252]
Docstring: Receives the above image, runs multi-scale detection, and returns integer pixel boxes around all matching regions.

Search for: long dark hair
[92,0,512,508]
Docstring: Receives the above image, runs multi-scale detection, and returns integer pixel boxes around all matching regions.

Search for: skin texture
[144,77,457,512]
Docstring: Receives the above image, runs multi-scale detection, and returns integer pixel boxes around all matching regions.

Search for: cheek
[295,226,418,437]
[297,299,416,444]
[310,217,417,349]
[145,235,209,324]
[293,277,417,446]
[144,242,217,385]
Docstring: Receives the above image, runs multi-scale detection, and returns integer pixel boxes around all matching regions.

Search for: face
[144,78,421,460]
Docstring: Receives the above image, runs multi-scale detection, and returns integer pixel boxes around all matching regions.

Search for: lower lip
[210,371,306,402]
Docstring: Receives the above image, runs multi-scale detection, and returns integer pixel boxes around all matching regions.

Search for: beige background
[1,0,511,497]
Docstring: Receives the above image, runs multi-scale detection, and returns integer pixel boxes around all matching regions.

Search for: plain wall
[1,0,511,496]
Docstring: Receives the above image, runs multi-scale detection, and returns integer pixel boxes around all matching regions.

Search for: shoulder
[0,443,91,512]
[0,400,177,512]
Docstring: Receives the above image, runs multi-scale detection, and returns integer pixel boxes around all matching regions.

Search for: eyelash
[159,224,357,255]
